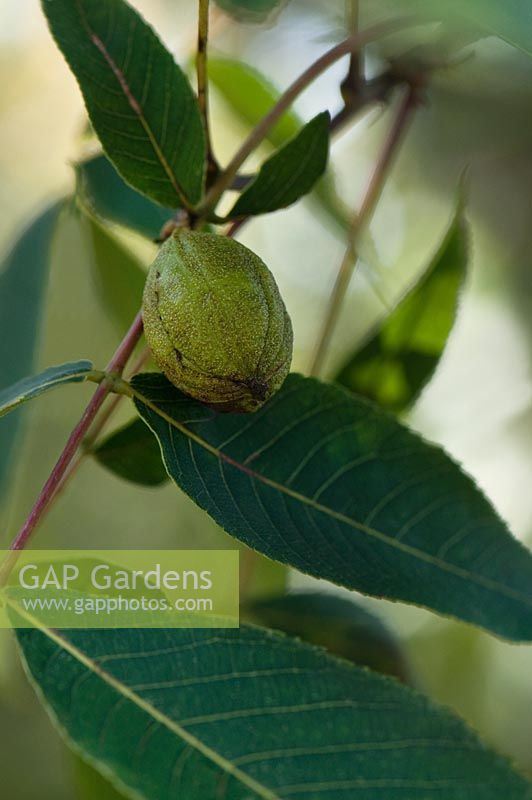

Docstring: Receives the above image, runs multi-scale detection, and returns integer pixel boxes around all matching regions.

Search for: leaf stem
[310,85,419,377]
[4,310,144,557]
[197,0,218,186]
[197,19,410,218]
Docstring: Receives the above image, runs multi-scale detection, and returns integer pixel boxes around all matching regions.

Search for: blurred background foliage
[1,0,532,796]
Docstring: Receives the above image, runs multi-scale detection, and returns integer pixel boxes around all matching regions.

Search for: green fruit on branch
[142,230,293,412]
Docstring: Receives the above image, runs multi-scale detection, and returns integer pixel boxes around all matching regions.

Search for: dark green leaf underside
[336,209,468,412]
[42,0,205,207]
[0,361,94,418]
[132,372,532,641]
[93,417,168,486]
[17,624,532,799]
[229,112,330,218]
[76,153,172,239]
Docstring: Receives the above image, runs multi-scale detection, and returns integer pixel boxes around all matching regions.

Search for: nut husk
[142,229,293,412]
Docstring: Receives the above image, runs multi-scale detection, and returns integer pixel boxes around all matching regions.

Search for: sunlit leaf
[0,362,94,419]
[42,0,206,207]
[132,372,532,641]
[0,203,63,497]
[17,623,531,799]
[76,153,172,240]
[229,113,330,218]
[336,208,468,412]
[245,591,413,682]
[93,417,167,486]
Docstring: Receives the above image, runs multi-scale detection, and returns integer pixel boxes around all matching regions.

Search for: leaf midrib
[15,607,279,800]
[73,0,189,208]
[131,385,532,608]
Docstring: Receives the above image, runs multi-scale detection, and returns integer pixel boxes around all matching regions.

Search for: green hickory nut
[142,229,293,413]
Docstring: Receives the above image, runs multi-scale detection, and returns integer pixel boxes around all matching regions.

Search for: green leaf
[0,361,94,418]
[408,0,532,57]
[209,57,348,232]
[17,624,531,800]
[93,417,167,486]
[80,210,146,333]
[41,0,206,207]
[229,113,330,218]
[214,0,285,24]
[336,209,468,412]
[245,592,412,683]
[209,58,300,149]
[0,203,63,496]
[132,372,532,641]
[76,153,172,239]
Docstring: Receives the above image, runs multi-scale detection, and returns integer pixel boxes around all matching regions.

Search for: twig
[197,19,411,218]
[4,311,144,557]
[83,346,151,453]
[310,85,419,377]
[225,217,250,239]
[197,0,218,185]
[341,0,362,106]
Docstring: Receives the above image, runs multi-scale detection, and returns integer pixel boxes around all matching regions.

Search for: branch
[5,310,144,557]
[197,0,219,186]
[197,18,412,218]
[310,85,420,377]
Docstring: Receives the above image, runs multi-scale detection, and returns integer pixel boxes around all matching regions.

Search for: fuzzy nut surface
[142,230,293,412]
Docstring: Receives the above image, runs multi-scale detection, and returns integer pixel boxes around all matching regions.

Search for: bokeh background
[1,0,532,796]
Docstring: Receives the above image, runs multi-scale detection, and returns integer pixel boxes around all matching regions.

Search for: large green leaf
[336,209,468,412]
[93,417,167,486]
[245,591,412,682]
[79,210,146,333]
[17,624,531,799]
[0,361,94,418]
[76,153,172,240]
[132,373,532,641]
[0,203,63,496]
[229,113,330,218]
[41,0,206,207]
